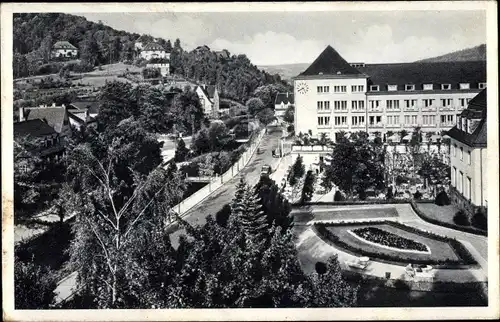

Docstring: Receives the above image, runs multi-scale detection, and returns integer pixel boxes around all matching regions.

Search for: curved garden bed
[313,220,477,267]
[350,227,429,253]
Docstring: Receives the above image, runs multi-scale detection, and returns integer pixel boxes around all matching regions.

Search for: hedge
[313,220,477,267]
[410,201,487,236]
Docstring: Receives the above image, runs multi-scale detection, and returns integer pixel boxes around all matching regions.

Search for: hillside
[257,63,309,81]
[415,44,486,63]
[13,13,290,103]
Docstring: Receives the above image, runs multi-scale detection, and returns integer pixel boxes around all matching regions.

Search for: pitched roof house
[274,92,294,118]
[298,45,363,77]
[19,105,70,134]
[196,84,220,117]
[51,41,78,59]
[141,42,169,60]
[14,119,65,159]
[446,89,487,215]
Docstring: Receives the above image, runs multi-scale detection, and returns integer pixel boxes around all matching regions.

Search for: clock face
[296,82,309,94]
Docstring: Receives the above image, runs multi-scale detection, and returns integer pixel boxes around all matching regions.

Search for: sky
[79,10,486,66]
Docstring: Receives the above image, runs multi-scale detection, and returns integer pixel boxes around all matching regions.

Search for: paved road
[168,127,283,248]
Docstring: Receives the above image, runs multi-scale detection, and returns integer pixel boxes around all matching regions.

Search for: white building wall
[367,90,481,135]
[450,138,486,207]
[294,76,368,141]
[195,86,214,114]
[141,50,169,60]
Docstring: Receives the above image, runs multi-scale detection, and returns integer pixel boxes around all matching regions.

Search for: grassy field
[313,207,399,221]
[417,203,460,226]
[325,223,461,263]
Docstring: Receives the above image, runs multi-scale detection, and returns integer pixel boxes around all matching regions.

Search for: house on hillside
[134,35,149,51]
[447,89,487,217]
[14,119,65,161]
[146,57,171,77]
[67,100,99,130]
[274,92,294,120]
[195,84,220,117]
[19,104,72,137]
[141,42,169,60]
[51,41,78,59]
[215,49,231,60]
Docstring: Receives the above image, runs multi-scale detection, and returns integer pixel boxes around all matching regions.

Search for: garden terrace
[313,220,477,267]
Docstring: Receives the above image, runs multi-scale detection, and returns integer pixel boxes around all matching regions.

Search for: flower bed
[313,220,477,267]
[351,227,428,252]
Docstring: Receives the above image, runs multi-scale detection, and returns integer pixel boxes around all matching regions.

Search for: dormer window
[405,84,415,91]
[423,84,433,91]
[370,85,379,92]
[478,82,486,89]
[457,116,461,130]
[441,84,451,90]
[459,83,470,90]
[387,85,397,91]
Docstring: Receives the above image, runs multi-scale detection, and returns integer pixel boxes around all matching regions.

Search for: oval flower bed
[352,227,427,252]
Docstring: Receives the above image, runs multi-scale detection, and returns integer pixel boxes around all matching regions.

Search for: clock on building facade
[296,82,309,94]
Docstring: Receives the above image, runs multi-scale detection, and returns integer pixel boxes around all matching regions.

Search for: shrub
[471,211,487,230]
[315,261,327,275]
[215,204,232,228]
[358,189,367,201]
[435,190,451,206]
[287,124,294,134]
[413,190,423,200]
[334,190,344,202]
[453,210,470,226]
[386,186,394,200]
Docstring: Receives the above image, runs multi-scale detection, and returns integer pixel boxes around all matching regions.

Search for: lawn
[316,221,476,266]
[317,207,399,221]
[417,203,460,226]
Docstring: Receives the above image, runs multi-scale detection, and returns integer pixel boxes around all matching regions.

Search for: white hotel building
[294,45,486,142]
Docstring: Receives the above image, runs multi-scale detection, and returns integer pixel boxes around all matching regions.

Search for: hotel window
[352,85,364,92]
[459,171,464,193]
[352,100,365,110]
[334,101,347,110]
[369,116,382,125]
[440,98,452,107]
[358,85,364,92]
[388,85,398,91]
[452,166,457,186]
[478,82,486,89]
[386,100,400,110]
[460,147,463,161]
[423,99,434,107]
[459,83,470,90]
[317,101,330,111]
[404,115,410,125]
[453,144,457,157]
[370,85,379,92]
[423,115,435,125]
[317,116,330,126]
[405,84,415,91]
[333,85,346,93]
[467,150,471,165]
[334,116,347,126]
[387,115,393,124]
[459,98,467,107]
[467,177,472,200]
[317,86,329,93]
[351,115,365,125]
[404,99,417,108]
[423,84,433,90]
[369,100,380,109]
[394,115,400,124]
[447,115,454,124]
[411,115,418,125]
[441,84,451,90]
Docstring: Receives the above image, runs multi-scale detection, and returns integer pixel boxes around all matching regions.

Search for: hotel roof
[447,89,487,147]
[298,45,363,77]
[357,61,486,91]
[143,42,167,52]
